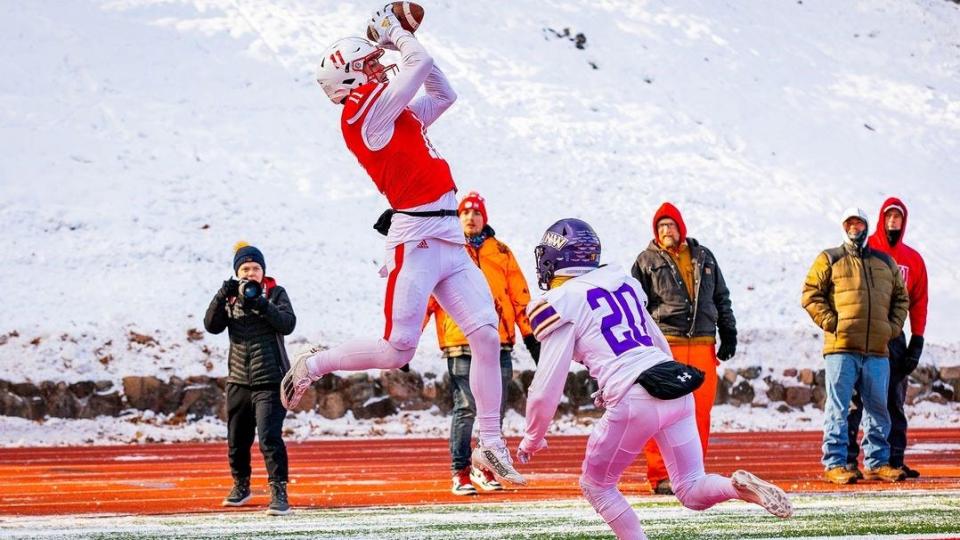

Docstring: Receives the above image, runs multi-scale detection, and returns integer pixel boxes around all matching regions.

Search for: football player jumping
[280,7,524,485]
[518,219,792,539]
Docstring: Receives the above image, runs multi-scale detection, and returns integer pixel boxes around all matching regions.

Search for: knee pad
[465,324,498,349]
[672,477,711,511]
[387,328,421,351]
[579,476,631,523]
[381,340,416,369]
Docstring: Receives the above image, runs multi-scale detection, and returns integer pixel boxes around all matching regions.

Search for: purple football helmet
[534,218,601,290]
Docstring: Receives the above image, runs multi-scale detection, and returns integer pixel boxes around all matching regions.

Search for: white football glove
[591,389,606,409]
[368,4,401,51]
[516,438,548,464]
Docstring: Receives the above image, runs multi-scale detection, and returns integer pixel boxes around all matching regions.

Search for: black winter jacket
[631,238,736,340]
[204,278,296,386]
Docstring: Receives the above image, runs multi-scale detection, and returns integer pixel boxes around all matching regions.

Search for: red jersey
[342,82,456,209]
[867,196,928,336]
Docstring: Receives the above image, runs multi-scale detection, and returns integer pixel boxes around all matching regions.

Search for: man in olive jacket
[204,243,296,515]
[632,202,736,495]
[802,208,909,485]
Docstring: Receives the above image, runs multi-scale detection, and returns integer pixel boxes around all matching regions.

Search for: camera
[238,279,262,300]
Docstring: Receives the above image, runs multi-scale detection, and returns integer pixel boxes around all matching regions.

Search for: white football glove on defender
[516,438,548,464]
[368,5,401,50]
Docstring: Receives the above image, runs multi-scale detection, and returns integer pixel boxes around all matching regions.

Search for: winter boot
[222,476,252,507]
[863,464,906,483]
[823,466,857,485]
[266,481,292,516]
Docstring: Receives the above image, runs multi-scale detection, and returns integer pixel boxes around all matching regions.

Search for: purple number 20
[587,283,653,355]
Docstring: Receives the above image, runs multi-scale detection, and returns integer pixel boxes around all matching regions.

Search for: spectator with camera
[204,242,297,515]
[630,202,737,495]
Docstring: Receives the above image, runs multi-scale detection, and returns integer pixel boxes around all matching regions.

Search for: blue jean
[448,349,513,472]
[847,334,910,467]
[822,352,891,469]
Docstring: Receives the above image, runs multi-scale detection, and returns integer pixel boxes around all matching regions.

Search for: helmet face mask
[534,218,602,290]
[534,245,554,290]
[316,37,397,104]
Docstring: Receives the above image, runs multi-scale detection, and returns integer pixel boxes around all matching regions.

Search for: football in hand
[367,2,425,42]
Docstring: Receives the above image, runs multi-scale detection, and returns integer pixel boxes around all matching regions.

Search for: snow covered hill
[2,0,959,388]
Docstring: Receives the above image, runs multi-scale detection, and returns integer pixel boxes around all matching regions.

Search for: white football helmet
[316,37,395,104]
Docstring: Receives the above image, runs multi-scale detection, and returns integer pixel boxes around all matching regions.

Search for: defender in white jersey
[518,219,792,540]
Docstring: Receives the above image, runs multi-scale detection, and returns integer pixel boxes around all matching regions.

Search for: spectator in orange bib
[630,202,736,495]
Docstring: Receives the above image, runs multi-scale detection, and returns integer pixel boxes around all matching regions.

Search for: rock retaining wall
[1,365,957,421]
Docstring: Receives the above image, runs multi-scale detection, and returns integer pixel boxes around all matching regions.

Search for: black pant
[846,334,909,467]
[226,383,288,482]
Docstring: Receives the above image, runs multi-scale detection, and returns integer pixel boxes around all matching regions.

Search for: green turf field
[2,491,958,539]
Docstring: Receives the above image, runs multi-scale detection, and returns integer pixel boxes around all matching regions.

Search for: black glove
[904,335,924,374]
[716,329,737,361]
[523,334,541,365]
[219,278,239,299]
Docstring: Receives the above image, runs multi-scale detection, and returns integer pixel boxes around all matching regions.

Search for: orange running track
[0,429,958,516]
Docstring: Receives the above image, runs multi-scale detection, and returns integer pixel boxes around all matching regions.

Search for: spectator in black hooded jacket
[204,242,296,516]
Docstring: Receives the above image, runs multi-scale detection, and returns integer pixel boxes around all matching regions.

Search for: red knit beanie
[457,191,488,225]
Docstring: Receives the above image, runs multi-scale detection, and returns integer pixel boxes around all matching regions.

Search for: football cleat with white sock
[280,347,322,409]
[471,444,526,486]
[731,470,793,518]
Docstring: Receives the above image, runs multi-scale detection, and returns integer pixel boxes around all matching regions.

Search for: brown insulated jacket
[802,242,909,357]
[632,238,735,340]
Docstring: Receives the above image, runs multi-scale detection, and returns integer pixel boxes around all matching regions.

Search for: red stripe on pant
[383,244,405,340]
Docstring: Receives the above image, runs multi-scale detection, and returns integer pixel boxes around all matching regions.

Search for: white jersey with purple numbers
[527,265,675,408]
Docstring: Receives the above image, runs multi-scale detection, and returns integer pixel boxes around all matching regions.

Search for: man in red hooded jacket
[846,197,928,479]
[631,202,736,494]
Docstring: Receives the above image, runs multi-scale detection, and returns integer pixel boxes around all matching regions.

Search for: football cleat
[731,470,793,518]
[471,444,526,486]
[280,348,321,409]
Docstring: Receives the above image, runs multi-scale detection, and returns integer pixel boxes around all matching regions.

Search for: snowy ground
[2,0,960,440]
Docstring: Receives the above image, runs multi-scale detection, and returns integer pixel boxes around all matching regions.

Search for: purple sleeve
[520,322,576,452]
